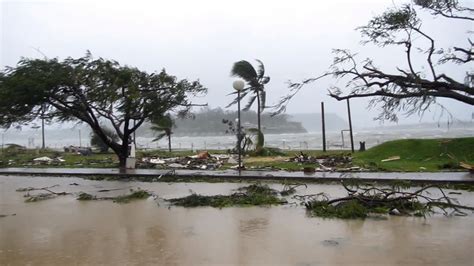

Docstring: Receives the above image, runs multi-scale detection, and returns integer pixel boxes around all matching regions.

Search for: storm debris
[297,181,474,219]
[381,156,401,162]
[167,184,286,208]
[280,183,308,196]
[141,152,236,170]
[289,152,354,172]
[0,213,16,218]
[32,156,66,165]
[16,185,71,202]
[64,146,92,156]
[77,189,152,203]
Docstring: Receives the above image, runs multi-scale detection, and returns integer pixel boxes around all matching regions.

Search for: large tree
[0,53,206,167]
[275,0,473,121]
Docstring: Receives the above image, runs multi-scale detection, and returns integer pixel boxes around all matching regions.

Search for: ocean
[2,124,473,151]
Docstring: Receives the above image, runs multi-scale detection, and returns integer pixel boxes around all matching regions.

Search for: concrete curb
[0,168,473,183]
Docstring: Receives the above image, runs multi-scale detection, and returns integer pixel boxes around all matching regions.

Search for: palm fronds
[230,60,258,82]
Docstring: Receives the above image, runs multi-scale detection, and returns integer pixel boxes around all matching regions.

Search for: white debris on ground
[141,151,238,170]
[33,156,66,165]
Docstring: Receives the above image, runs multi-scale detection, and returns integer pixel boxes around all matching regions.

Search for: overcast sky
[1,0,473,128]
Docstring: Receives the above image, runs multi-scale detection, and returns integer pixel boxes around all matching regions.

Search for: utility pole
[321,102,326,152]
[41,117,45,149]
[346,99,354,153]
[41,104,46,149]
[79,129,82,147]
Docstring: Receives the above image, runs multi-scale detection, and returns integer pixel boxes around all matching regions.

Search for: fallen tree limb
[16,185,72,202]
[77,189,151,203]
[299,181,474,219]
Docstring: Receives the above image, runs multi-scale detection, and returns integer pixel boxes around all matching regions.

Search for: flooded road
[1,175,474,265]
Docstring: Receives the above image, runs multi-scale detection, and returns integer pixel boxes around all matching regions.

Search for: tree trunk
[118,154,127,168]
[256,90,261,133]
[256,90,264,149]
[87,122,126,169]
[168,134,172,152]
[120,118,131,169]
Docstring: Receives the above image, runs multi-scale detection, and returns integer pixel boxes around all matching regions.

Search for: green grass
[353,137,474,172]
[243,138,474,172]
[0,147,118,168]
[1,138,473,172]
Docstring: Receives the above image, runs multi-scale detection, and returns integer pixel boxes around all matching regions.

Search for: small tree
[0,52,206,167]
[151,114,174,152]
[90,127,119,153]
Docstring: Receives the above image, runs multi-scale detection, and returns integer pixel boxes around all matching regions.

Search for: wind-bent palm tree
[151,114,174,152]
[228,60,270,141]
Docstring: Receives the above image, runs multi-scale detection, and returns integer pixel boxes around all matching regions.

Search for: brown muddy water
[1,175,474,266]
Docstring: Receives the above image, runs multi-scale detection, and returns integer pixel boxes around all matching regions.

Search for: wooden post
[346,99,354,153]
[321,102,326,152]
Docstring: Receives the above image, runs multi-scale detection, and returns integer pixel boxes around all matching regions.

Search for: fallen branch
[168,184,286,208]
[16,184,59,192]
[300,181,474,219]
[16,185,72,202]
[280,182,308,196]
[77,189,151,203]
[96,186,133,192]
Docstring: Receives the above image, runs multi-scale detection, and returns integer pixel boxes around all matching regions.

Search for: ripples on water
[1,175,474,265]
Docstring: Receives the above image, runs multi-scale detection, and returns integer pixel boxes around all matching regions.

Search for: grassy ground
[352,138,474,171]
[244,138,474,172]
[0,148,117,168]
[1,137,473,172]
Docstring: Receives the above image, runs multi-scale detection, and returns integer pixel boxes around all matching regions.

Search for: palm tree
[151,114,174,152]
[228,59,270,139]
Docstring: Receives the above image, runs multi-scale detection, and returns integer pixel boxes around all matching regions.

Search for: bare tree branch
[273,2,473,121]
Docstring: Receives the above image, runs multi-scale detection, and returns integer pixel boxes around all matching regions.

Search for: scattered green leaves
[168,184,285,208]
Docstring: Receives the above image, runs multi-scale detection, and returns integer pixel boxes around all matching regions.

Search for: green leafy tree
[227,60,270,147]
[90,127,119,153]
[0,52,206,167]
[151,114,174,152]
[275,0,473,121]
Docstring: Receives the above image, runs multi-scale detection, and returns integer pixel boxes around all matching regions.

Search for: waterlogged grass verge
[168,184,286,208]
